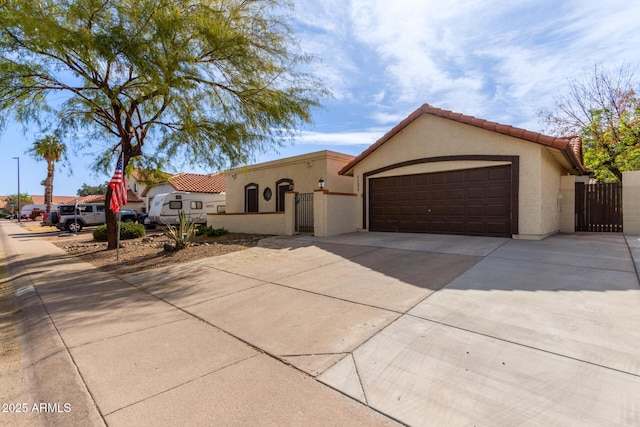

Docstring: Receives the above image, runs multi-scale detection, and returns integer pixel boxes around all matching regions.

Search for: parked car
[54,204,140,232]
[40,211,58,227]
[55,203,106,233]
[118,209,140,223]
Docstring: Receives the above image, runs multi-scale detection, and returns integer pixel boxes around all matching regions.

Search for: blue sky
[2,0,640,197]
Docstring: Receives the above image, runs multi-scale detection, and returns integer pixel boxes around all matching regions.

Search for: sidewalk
[3,221,640,426]
[0,221,398,426]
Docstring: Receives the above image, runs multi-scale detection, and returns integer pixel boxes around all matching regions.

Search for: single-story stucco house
[339,104,589,239]
[223,150,355,213]
[208,150,355,235]
[209,103,603,240]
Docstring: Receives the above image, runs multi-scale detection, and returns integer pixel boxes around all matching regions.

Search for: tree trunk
[46,161,54,212]
[105,149,133,250]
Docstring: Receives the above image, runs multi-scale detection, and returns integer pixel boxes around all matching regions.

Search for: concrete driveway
[122,231,640,426]
[3,221,640,426]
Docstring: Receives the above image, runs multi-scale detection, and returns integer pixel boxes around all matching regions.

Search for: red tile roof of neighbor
[72,190,143,205]
[30,195,78,205]
[339,103,587,175]
[166,172,226,193]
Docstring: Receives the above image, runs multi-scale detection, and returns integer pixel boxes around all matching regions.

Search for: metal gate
[295,193,314,232]
[575,182,622,232]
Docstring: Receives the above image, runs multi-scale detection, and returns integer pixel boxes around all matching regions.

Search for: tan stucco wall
[313,190,358,237]
[207,212,286,235]
[225,151,354,213]
[534,147,565,238]
[350,114,571,238]
[623,171,640,234]
[559,175,590,233]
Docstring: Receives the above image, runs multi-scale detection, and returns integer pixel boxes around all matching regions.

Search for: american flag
[109,155,127,212]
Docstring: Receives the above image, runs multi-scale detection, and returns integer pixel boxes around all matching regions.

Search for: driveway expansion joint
[103,353,261,417]
[406,312,640,379]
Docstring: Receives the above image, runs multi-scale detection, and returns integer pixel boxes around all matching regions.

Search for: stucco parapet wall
[226,150,354,174]
[208,212,284,216]
[314,190,357,196]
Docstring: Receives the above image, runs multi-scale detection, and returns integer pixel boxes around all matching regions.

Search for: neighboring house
[30,195,78,206]
[1,195,76,215]
[224,150,355,213]
[339,104,588,240]
[126,169,173,213]
[71,191,144,211]
[141,172,226,212]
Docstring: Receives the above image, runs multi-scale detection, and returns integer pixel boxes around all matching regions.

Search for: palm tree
[28,135,67,212]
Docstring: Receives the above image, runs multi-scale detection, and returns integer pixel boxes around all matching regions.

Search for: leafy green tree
[539,64,640,182]
[77,182,109,197]
[4,194,32,215]
[0,0,325,248]
[27,134,67,212]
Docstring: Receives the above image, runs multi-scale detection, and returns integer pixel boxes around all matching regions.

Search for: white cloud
[292,0,640,132]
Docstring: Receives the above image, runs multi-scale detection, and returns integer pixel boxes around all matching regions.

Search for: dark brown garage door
[369,165,512,237]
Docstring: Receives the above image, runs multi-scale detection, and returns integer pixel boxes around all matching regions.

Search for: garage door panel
[369,165,512,237]
[465,187,486,199]
[487,185,509,198]
[431,190,447,201]
[415,176,430,186]
[488,167,509,180]
[487,221,510,234]
[414,191,429,201]
[466,168,488,182]
[400,176,413,186]
[447,221,465,234]
[447,205,465,216]
[448,188,466,200]
[447,171,466,183]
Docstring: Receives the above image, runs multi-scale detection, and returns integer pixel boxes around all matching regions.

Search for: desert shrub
[197,226,228,237]
[120,222,146,240]
[93,225,107,241]
[93,222,146,241]
[163,211,198,250]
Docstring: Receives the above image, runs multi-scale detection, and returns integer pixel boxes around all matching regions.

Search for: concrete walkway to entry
[2,221,640,426]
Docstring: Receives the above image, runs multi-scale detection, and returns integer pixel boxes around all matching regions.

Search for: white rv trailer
[146,191,225,227]
[21,204,57,219]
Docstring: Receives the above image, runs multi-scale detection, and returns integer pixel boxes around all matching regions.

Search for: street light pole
[12,156,20,221]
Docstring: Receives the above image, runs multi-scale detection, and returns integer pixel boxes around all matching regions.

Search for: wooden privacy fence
[575,182,623,232]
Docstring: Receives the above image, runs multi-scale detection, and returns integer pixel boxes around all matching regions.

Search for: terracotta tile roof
[167,172,226,193]
[1,195,78,209]
[74,194,106,204]
[339,104,587,175]
[125,190,143,203]
[29,195,78,205]
[60,190,143,205]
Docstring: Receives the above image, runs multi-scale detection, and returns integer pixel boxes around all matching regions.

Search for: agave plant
[162,211,200,250]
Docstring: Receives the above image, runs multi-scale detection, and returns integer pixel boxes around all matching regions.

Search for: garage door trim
[362,155,519,235]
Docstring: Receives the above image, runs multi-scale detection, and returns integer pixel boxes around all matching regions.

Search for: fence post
[623,171,640,234]
[313,190,327,237]
[284,191,296,236]
[559,176,578,233]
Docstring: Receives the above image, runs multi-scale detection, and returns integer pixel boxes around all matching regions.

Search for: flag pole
[116,209,122,261]
[116,152,123,261]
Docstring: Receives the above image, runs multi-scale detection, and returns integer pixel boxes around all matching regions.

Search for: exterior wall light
[318,178,325,189]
